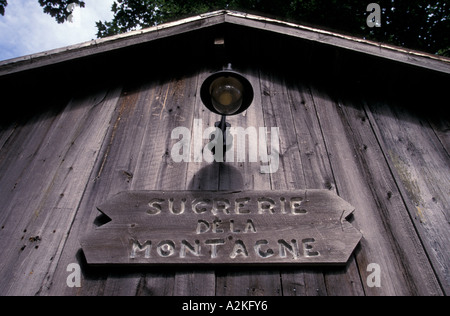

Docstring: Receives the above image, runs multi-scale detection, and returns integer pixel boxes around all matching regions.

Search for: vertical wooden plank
[311,85,442,296]
[365,100,449,295]
[285,76,365,296]
[0,114,57,214]
[41,82,152,296]
[258,69,329,296]
[0,113,60,295]
[43,69,216,296]
[261,70,364,296]
[0,87,120,295]
[214,66,282,296]
[0,123,16,153]
[173,68,217,296]
[131,69,217,296]
[101,75,192,296]
[86,81,160,296]
[258,71,307,191]
[94,69,216,296]
[429,116,450,156]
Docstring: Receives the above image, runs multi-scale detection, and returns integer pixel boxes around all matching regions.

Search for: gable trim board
[1,10,449,77]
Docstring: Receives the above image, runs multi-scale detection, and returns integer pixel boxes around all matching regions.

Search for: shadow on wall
[188,162,244,191]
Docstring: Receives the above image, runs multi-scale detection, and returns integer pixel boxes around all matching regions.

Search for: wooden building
[0,11,448,296]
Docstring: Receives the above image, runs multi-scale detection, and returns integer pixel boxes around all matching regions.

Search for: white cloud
[0,0,115,61]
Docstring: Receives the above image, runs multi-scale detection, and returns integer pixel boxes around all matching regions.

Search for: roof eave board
[1,10,449,77]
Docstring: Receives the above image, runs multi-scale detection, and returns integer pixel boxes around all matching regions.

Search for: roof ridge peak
[1,9,449,76]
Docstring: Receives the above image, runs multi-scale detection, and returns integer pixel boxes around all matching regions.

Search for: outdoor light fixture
[201,65,254,117]
[200,64,254,159]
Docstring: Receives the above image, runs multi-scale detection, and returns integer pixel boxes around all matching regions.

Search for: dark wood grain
[0,23,447,295]
[365,100,450,295]
[0,87,120,295]
[311,86,443,295]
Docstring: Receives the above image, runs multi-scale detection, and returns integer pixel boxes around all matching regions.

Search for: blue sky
[0,0,115,61]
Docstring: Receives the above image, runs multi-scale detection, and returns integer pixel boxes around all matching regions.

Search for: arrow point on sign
[95,191,135,222]
[94,205,112,227]
[340,200,356,223]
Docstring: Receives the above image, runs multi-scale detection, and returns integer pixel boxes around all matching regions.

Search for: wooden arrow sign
[81,190,362,266]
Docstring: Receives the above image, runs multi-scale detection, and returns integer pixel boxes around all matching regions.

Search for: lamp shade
[201,70,254,116]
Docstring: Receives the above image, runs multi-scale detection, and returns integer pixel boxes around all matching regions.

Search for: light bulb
[210,76,244,115]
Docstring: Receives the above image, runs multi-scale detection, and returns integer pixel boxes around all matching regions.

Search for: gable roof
[1,10,450,77]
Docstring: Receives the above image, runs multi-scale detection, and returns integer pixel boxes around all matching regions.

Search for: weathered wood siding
[0,21,448,296]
